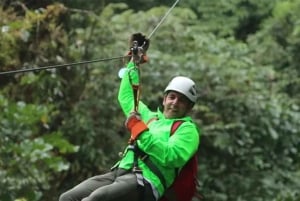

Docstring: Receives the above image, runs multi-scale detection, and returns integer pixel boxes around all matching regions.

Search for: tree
[0,1,299,201]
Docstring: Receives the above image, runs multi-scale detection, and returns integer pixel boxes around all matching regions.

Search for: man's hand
[125,112,148,143]
[129,32,150,52]
[126,33,150,64]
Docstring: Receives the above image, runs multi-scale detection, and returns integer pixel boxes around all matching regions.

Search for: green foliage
[0,1,299,201]
[246,0,300,117]
[0,94,78,201]
[0,7,22,70]
[182,0,276,39]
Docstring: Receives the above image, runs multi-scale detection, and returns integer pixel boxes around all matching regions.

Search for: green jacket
[117,62,200,197]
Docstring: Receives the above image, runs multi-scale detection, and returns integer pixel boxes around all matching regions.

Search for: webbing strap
[170,120,184,135]
[170,121,184,177]
[132,84,140,112]
[135,120,184,191]
[132,144,146,201]
[130,120,185,200]
[127,65,140,113]
[133,144,167,190]
[135,168,145,201]
[135,170,145,187]
[139,151,167,190]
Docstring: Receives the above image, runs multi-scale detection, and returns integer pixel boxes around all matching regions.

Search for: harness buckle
[133,166,143,174]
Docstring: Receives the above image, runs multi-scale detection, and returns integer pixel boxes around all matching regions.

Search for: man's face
[163,91,193,119]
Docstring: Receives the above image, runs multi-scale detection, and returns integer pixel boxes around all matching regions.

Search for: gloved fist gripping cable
[125,112,148,143]
[126,33,150,64]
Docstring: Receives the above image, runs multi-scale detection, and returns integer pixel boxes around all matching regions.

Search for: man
[59,38,200,201]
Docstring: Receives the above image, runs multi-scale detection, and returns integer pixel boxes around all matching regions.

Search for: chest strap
[132,120,184,193]
[134,146,167,191]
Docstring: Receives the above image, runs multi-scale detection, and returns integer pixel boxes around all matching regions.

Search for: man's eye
[168,95,176,99]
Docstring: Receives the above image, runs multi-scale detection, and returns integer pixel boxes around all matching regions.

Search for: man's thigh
[59,171,116,201]
[83,173,155,201]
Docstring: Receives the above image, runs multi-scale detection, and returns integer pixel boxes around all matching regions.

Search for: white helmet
[164,76,197,103]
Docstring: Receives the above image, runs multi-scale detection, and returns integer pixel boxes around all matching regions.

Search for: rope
[0,0,180,76]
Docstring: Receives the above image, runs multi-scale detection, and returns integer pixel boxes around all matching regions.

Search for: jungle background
[0,0,299,201]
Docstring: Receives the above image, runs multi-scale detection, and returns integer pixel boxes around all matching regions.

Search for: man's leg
[81,172,156,201]
[59,171,116,201]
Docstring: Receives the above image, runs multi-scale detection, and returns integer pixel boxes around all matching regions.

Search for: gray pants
[59,168,156,201]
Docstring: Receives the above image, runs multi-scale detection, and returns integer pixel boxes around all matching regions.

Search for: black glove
[126,33,150,64]
[129,32,150,52]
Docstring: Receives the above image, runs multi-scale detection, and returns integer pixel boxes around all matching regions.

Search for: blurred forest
[0,0,299,201]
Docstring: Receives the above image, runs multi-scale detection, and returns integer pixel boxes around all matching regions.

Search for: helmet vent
[189,85,196,95]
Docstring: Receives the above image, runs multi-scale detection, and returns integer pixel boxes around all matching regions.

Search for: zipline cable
[0,0,180,76]
[148,0,179,39]
[0,56,127,75]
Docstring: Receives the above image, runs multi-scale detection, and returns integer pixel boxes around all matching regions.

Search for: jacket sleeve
[118,62,155,120]
[118,62,137,116]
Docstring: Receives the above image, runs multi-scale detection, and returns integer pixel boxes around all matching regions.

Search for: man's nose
[171,98,179,105]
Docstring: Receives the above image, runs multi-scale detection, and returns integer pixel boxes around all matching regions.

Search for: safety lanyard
[128,70,140,113]
[128,40,142,112]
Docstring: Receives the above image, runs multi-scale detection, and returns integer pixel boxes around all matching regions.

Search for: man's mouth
[169,108,178,113]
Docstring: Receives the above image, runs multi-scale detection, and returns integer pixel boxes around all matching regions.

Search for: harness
[130,119,184,201]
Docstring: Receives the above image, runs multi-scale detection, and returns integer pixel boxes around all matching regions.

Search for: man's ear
[187,102,195,111]
[162,95,167,106]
